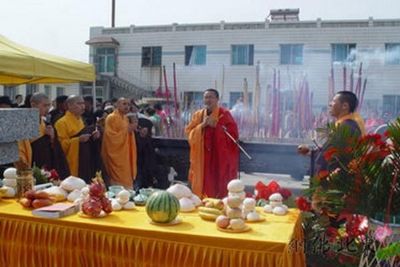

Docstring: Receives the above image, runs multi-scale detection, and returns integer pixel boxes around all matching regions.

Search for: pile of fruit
[216,179,248,231]
[80,173,112,218]
[111,189,135,210]
[18,190,53,209]
[198,199,225,221]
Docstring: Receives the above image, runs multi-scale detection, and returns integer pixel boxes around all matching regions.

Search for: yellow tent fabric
[0,35,95,84]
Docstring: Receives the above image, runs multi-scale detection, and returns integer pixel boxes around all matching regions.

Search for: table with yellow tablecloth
[0,199,305,267]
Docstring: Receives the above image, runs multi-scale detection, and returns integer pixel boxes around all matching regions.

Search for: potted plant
[297,117,400,266]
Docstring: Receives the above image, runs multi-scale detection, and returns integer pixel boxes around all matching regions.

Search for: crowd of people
[0,93,172,192]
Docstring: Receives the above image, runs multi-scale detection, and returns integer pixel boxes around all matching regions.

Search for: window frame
[280,44,304,65]
[94,47,116,73]
[231,44,254,66]
[331,43,357,63]
[141,46,162,67]
[184,45,207,66]
[385,43,400,65]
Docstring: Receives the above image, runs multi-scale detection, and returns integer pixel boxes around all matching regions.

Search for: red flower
[345,214,368,238]
[317,170,329,180]
[384,130,390,137]
[255,180,282,200]
[323,147,337,161]
[49,169,60,180]
[268,181,280,193]
[295,196,312,212]
[326,226,339,242]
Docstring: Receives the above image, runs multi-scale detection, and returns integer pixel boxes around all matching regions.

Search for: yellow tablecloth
[0,200,305,267]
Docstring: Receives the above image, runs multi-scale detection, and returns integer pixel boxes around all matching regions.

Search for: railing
[99,73,152,98]
[96,19,400,35]
[117,69,155,92]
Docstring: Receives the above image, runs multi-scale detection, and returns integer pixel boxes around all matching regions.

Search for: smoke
[332,46,400,71]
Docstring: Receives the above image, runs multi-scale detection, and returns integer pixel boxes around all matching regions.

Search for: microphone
[206,109,211,116]
[44,114,52,125]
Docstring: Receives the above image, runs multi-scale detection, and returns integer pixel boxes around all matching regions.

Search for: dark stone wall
[153,138,310,181]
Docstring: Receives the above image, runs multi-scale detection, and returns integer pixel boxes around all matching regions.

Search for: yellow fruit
[198,206,223,215]
[198,212,218,221]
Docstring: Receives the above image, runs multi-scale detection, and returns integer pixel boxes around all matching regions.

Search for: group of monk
[0,94,138,189]
[1,88,243,198]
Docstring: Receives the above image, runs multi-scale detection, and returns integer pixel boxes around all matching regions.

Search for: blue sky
[1,0,399,62]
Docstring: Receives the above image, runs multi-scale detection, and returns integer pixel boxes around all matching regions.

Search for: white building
[0,11,399,114]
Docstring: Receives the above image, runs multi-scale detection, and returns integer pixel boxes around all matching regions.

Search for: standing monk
[102,98,137,189]
[185,89,239,198]
[55,95,100,180]
[30,93,70,178]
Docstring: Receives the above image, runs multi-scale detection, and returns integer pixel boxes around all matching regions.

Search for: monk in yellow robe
[102,98,137,189]
[17,139,32,169]
[55,95,100,177]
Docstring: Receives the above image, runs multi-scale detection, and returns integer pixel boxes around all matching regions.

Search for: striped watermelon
[146,191,180,223]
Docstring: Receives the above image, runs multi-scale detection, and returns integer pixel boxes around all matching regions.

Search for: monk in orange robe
[55,95,100,178]
[185,89,239,198]
[101,98,137,189]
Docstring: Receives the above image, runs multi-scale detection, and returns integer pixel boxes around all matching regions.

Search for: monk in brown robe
[30,93,70,178]
[55,95,101,181]
[101,98,137,189]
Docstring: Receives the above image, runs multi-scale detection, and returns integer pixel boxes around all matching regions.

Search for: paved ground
[239,171,310,197]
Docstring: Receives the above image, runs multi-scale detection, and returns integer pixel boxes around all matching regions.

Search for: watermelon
[146,191,180,223]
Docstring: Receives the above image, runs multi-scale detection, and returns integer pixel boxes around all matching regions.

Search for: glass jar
[16,169,34,198]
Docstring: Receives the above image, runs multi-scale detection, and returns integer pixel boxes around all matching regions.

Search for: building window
[385,43,400,65]
[3,86,17,100]
[185,45,206,65]
[280,44,303,65]
[183,91,204,108]
[26,84,38,95]
[331,43,356,62]
[94,47,115,73]
[142,46,162,67]
[383,95,400,118]
[44,85,51,98]
[231,45,254,65]
[56,87,65,97]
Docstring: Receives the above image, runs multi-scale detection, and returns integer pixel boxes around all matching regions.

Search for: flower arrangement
[297,117,400,266]
[32,166,61,185]
[253,180,292,206]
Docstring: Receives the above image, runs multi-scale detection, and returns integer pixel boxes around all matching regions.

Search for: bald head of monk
[66,95,85,117]
[30,93,51,117]
[116,98,131,115]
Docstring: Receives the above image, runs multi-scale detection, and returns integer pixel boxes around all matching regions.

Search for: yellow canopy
[0,35,95,84]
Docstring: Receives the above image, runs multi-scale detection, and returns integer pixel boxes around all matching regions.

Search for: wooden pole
[243,78,249,109]
[173,63,178,117]
[163,65,170,115]
[221,64,225,101]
